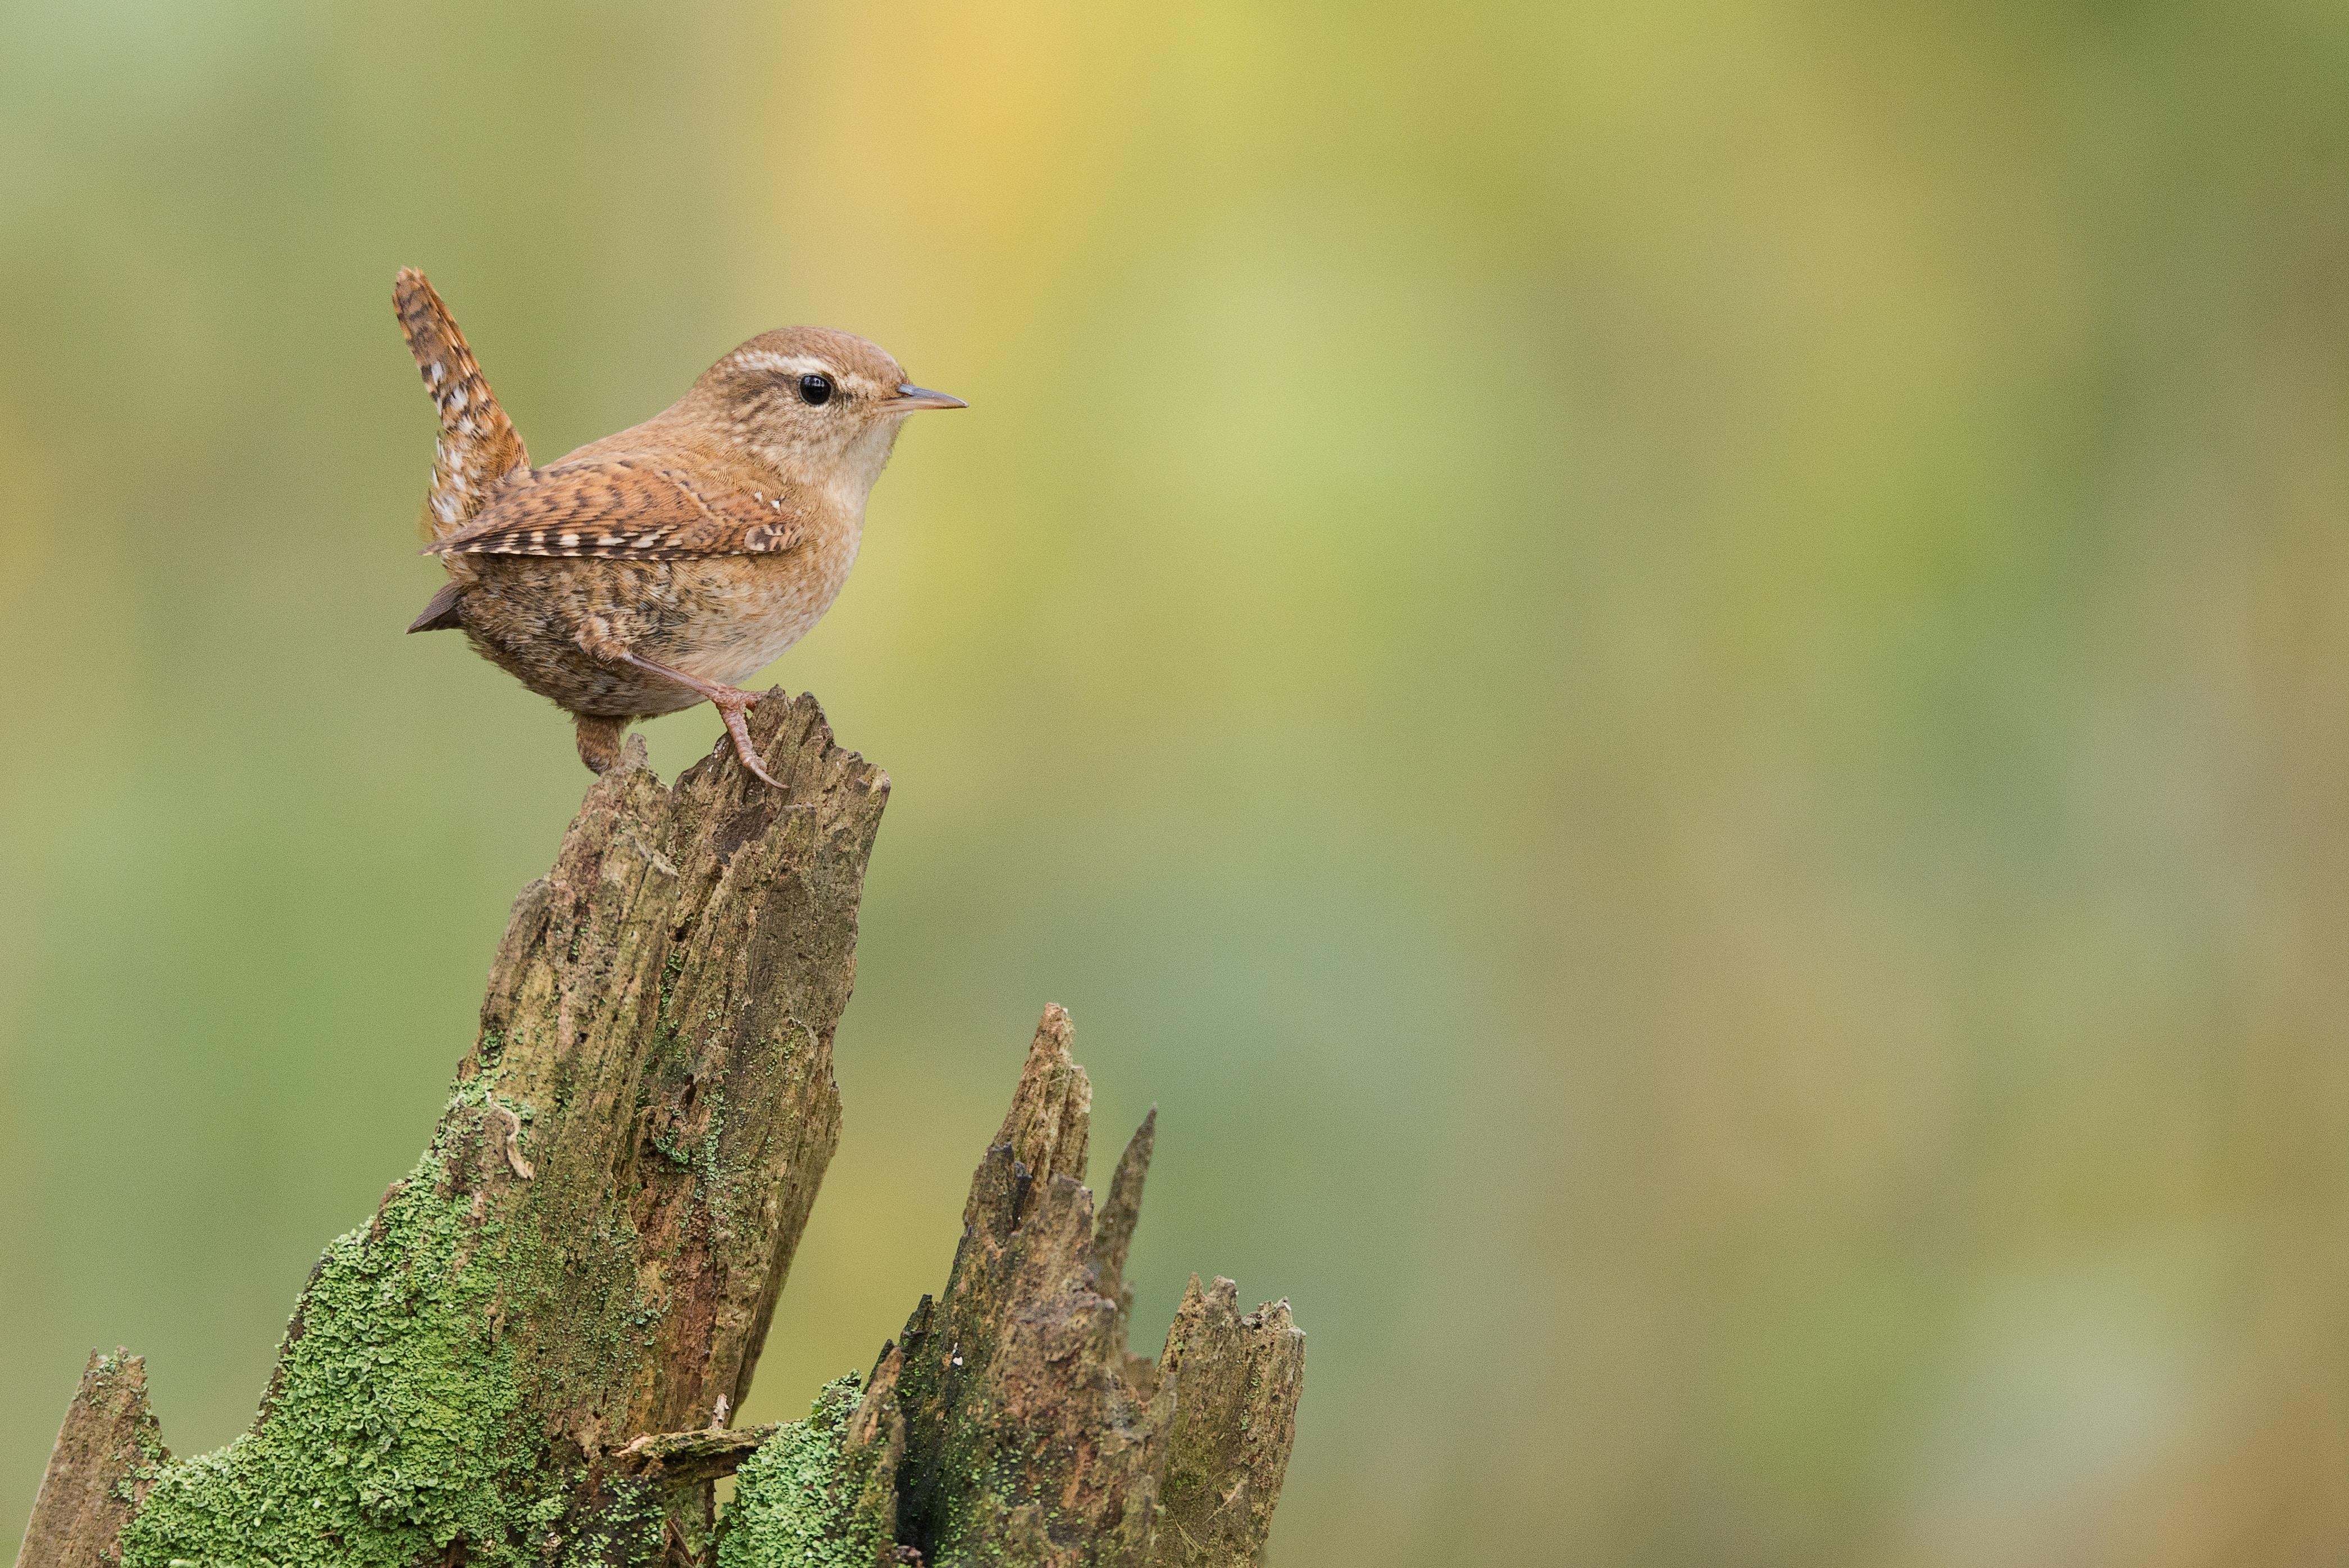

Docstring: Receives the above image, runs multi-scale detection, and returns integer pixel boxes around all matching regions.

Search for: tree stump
[14,694,1304,1568]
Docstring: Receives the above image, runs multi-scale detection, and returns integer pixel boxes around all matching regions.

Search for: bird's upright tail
[394,268,530,542]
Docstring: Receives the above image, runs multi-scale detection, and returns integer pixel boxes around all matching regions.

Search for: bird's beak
[886,383,967,412]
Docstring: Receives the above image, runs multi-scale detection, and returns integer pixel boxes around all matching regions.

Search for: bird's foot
[593,639,786,790]
[706,686,785,789]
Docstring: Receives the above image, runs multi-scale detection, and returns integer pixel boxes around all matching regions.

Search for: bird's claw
[711,691,785,789]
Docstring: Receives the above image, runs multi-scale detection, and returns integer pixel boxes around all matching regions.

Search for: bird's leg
[573,620,784,788]
[574,713,630,774]
[629,658,784,790]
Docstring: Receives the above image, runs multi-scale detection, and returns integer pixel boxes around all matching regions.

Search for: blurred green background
[5,2,2349,1563]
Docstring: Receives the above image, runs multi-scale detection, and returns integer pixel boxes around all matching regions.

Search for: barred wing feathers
[424,460,807,560]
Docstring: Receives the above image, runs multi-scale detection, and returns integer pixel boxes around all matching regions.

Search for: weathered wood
[61,692,886,1568]
[616,1426,783,1489]
[21,696,1305,1568]
[15,1351,166,1568]
[1149,1283,1304,1568]
[457,688,884,1439]
[722,1010,1306,1567]
[1094,1110,1159,1391]
[885,1008,1172,1564]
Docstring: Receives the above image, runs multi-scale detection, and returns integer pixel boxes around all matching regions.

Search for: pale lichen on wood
[15,695,1302,1568]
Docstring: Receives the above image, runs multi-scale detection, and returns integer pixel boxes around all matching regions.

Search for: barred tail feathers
[394,268,530,541]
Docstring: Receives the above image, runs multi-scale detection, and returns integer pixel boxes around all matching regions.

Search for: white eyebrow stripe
[729,349,832,379]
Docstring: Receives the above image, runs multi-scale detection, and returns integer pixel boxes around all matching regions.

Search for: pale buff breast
[661,517,864,687]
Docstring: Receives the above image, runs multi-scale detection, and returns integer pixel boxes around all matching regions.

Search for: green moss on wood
[716,1378,889,1568]
[119,1120,559,1567]
[113,1078,679,1568]
[34,713,1307,1568]
[41,700,895,1568]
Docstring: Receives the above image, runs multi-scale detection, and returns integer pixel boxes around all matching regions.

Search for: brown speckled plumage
[391,269,962,785]
[395,270,529,541]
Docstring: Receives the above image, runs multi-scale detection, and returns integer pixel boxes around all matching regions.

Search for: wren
[393,268,963,785]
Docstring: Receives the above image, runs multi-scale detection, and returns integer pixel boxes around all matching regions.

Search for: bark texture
[1150,1283,1305,1567]
[15,1352,166,1568]
[19,695,1304,1568]
[723,1010,1306,1567]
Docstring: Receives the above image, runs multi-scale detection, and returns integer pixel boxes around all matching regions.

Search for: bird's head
[687,325,963,499]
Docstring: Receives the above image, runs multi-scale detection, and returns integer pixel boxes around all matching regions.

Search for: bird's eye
[798,373,835,407]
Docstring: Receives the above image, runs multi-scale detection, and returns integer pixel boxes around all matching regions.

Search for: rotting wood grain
[17,693,885,1568]
[14,1351,166,1568]
[457,689,886,1440]
[21,695,1308,1568]
[821,1009,1305,1568]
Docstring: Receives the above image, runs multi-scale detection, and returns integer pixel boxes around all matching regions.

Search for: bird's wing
[395,268,530,541]
[424,459,808,560]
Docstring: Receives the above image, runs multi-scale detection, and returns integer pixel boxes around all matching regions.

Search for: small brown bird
[393,268,963,784]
